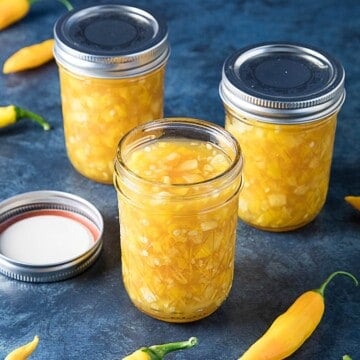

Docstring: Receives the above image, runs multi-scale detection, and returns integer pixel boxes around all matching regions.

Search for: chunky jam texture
[117,140,240,322]
[226,111,337,231]
[59,66,165,183]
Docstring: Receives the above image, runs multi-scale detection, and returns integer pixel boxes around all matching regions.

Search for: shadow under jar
[114,118,243,322]
[219,42,345,232]
[54,5,170,183]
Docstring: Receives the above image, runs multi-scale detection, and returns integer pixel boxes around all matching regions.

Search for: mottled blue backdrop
[0,1,359,359]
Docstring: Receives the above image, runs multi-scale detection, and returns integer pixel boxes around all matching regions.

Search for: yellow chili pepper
[0,105,51,130]
[238,270,358,360]
[0,0,73,31]
[345,196,360,211]
[343,355,352,360]
[122,337,198,360]
[0,0,30,31]
[5,335,39,360]
[3,39,55,74]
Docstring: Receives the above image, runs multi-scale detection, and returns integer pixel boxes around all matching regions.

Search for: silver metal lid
[219,42,345,123]
[0,191,103,283]
[54,4,170,78]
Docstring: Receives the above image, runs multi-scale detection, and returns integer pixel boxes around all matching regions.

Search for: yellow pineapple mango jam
[54,5,170,183]
[220,43,345,231]
[225,112,337,230]
[58,68,165,183]
[114,119,243,322]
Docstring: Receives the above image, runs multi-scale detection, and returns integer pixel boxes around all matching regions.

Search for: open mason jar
[114,118,243,322]
[54,5,170,183]
[220,42,345,232]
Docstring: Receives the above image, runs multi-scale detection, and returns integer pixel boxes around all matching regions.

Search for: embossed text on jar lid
[54,4,170,78]
[219,42,345,123]
[0,191,103,283]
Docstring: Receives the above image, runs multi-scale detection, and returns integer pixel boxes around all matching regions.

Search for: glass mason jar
[114,118,243,322]
[219,43,345,232]
[54,5,170,183]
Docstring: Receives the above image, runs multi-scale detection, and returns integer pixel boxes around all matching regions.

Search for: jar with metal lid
[219,42,345,231]
[54,5,170,184]
[114,118,243,322]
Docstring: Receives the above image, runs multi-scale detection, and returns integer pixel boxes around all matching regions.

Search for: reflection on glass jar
[220,42,345,231]
[54,5,170,183]
[114,119,243,322]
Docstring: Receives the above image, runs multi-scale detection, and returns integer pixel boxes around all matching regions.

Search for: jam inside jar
[220,42,345,231]
[58,66,166,183]
[114,118,243,322]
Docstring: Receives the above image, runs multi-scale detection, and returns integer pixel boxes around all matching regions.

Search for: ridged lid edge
[0,191,104,283]
[219,42,345,123]
[54,4,170,78]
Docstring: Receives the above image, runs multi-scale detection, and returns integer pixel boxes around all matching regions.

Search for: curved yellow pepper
[3,39,55,74]
[345,196,360,211]
[5,335,39,360]
[123,349,151,360]
[0,105,51,130]
[0,105,17,128]
[0,0,30,31]
[238,271,358,360]
[0,0,73,31]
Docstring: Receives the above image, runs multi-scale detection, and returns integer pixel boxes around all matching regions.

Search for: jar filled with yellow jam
[54,5,170,183]
[114,119,243,322]
[219,43,345,231]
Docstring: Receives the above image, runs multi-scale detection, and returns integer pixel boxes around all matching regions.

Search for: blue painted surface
[0,0,359,359]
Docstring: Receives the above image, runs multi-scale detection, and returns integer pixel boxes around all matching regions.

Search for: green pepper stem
[15,107,51,131]
[143,337,198,360]
[56,0,73,11]
[315,271,358,297]
[28,0,73,11]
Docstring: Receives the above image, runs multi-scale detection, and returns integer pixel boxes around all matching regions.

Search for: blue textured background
[0,0,359,359]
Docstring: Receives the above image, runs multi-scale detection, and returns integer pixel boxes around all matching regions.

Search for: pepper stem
[56,0,73,11]
[315,271,358,297]
[28,0,74,11]
[15,107,51,131]
[142,337,198,360]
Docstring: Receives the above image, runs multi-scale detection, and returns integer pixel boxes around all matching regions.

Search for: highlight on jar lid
[53,4,170,78]
[0,191,104,283]
[219,42,345,123]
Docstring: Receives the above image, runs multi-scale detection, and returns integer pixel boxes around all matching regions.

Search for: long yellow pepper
[0,105,50,130]
[5,335,39,360]
[0,0,73,31]
[0,0,30,30]
[238,271,358,360]
[345,196,360,211]
[3,39,55,74]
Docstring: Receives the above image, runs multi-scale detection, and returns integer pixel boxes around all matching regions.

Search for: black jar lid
[0,191,103,283]
[54,4,170,78]
[219,42,345,123]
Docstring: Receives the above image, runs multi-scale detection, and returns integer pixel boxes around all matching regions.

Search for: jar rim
[114,118,243,199]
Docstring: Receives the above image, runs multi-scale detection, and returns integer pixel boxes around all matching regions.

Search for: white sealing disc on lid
[0,191,104,282]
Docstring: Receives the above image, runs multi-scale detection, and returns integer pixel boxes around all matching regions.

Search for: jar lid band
[0,191,103,283]
[54,5,170,78]
[219,42,345,123]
